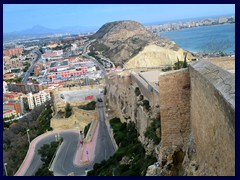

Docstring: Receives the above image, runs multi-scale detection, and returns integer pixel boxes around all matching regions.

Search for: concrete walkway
[81,123,99,164]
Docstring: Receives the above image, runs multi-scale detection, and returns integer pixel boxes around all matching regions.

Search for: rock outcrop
[90,20,194,67]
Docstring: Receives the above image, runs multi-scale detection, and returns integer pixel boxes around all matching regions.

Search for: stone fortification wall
[187,60,235,176]
[131,72,152,101]
[157,69,191,176]
[159,69,191,150]
[130,72,159,106]
[105,71,160,141]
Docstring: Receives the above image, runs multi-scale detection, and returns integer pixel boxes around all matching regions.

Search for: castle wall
[106,60,235,176]
[106,71,160,140]
[189,60,235,175]
[159,69,191,150]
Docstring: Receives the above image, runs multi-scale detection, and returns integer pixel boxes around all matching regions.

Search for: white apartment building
[27,91,51,109]
[27,93,35,110]
[3,81,8,93]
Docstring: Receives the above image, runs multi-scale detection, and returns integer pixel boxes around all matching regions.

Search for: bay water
[159,23,235,54]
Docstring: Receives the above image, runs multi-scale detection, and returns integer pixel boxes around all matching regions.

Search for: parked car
[97,97,103,102]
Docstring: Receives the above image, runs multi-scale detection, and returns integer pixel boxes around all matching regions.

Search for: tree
[65,103,72,118]
[35,141,59,176]
[78,101,96,110]
[183,53,188,68]
[175,58,180,70]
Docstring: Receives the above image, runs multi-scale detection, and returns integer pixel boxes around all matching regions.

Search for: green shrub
[88,117,157,176]
[78,101,96,110]
[35,141,60,176]
[183,53,188,68]
[144,118,161,145]
[162,66,172,72]
[65,103,72,118]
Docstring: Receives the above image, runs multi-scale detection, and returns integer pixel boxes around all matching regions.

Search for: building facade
[3,48,23,56]
[27,91,51,110]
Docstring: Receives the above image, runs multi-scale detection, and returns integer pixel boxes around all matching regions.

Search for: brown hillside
[90,20,192,67]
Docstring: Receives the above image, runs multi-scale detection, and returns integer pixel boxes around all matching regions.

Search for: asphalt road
[83,53,106,76]
[82,40,106,77]
[21,96,115,176]
[94,96,115,163]
[51,98,115,176]
[23,132,61,176]
[22,52,41,83]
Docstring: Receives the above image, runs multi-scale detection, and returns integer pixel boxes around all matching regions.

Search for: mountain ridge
[3,25,99,42]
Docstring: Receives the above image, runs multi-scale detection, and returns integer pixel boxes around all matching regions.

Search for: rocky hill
[90,20,194,67]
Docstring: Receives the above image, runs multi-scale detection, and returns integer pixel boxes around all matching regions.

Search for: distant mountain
[3,25,99,42]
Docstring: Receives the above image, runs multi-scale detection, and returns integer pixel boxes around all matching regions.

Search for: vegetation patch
[35,139,63,176]
[78,101,96,110]
[65,103,72,118]
[162,66,172,72]
[144,118,161,145]
[3,102,53,176]
[23,62,31,72]
[174,55,188,70]
[4,77,22,83]
[87,117,157,176]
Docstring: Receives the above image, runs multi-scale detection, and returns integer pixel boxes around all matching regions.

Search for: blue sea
[159,24,235,54]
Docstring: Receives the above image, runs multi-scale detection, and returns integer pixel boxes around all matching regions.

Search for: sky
[3,4,235,33]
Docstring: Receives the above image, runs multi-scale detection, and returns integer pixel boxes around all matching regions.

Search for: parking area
[60,88,103,102]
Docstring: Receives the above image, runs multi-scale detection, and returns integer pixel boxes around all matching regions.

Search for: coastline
[159,22,235,34]
[158,23,235,55]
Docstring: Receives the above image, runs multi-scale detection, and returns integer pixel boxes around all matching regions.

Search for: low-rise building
[41,50,63,60]
[3,109,17,119]
[7,83,43,94]
[3,100,22,117]
[4,73,16,80]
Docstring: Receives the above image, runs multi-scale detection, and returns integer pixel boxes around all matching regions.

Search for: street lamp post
[26,129,30,144]
[4,163,8,176]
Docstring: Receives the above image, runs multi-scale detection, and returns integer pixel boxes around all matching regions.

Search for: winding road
[15,99,115,176]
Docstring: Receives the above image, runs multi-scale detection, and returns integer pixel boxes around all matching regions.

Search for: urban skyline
[3,4,235,33]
